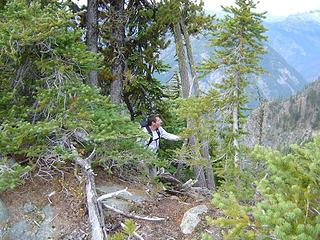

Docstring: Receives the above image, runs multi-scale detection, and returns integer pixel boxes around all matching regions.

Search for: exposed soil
[0,168,89,239]
[0,166,222,240]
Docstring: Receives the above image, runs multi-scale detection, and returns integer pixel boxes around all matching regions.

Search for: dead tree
[72,147,107,240]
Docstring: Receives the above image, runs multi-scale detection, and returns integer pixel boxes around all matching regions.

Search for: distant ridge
[247,77,320,149]
[265,10,320,82]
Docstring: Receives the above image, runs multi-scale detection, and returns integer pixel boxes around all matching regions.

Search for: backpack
[140,119,161,146]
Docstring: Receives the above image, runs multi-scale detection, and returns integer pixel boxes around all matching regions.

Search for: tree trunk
[173,22,190,98]
[110,0,125,104]
[86,0,98,86]
[188,133,207,187]
[257,88,266,146]
[180,20,199,97]
[181,20,215,189]
[173,22,206,187]
[201,138,216,190]
[123,93,135,120]
[233,77,240,168]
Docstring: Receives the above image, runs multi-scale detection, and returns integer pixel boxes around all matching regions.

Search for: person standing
[141,114,180,176]
[142,114,180,151]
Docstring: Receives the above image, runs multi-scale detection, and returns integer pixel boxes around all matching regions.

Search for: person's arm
[159,127,180,141]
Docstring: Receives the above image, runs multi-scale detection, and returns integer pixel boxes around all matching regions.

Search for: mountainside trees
[202,0,267,169]
[156,0,216,188]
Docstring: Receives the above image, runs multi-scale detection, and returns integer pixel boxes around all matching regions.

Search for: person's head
[147,114,162,129]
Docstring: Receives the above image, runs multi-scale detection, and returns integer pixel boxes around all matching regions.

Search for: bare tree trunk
[173,22,206,187]
[180,20,199,97]
[173,23,190,98]
[188,132,207,187]
[72,147,107,240]
[181,20,215,189]
[110,0,125,104]
[256,88,266,146]
[201,138,216,190]
[233,78,240,168]
[86,0,98,86]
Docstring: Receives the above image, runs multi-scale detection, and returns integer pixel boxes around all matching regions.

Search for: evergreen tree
[154,0,216,188]
[98,0,169,118]
[202,0,267,168]
[0,0,146,191]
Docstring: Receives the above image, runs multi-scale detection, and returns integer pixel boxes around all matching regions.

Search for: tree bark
[110,0,125,104]
[180,20,215,189]
[86,0,98,86]
[257,88,266,146]
[188,125,207,188]
[201,138,216,190]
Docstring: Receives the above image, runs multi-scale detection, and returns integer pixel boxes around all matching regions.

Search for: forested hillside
[265,10,320,82]
[156,35,307,100]
[248,77,320,149]
[0,1,319,240]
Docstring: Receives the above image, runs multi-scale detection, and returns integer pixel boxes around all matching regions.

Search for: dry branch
[97,188,131,202]
[102,203,165,221]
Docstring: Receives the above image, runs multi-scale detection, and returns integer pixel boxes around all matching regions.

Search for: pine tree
[202,0,267,168]
[156,0,216,188]
[0,0,147,191]
[98,0,169,118]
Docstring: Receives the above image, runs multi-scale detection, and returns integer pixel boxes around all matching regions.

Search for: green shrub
[208,136,320,239]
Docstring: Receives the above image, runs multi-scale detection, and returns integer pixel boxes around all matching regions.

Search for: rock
[22,202,36,214]
[9,220,35,240]
[0,199,9,239]
[35,204,54,240]
[0,200,9,224]
[8,204,54,240]
[180,204,208,234]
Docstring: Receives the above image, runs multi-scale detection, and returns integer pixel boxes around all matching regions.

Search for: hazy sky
[205,0,320,16]
[75,0,320,17]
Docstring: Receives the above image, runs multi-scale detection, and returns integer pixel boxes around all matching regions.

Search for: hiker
[140,114,180,176]
[142,114,180,152]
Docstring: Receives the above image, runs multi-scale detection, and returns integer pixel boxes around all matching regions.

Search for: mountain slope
[156,36,307,100]
[247,77,320,149]
[265,10,320,82]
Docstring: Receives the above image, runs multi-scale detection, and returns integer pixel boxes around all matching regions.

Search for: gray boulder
[0,199,9,239]
[180,204,208,234]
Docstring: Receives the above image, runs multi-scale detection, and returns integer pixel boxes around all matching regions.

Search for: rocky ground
[0,166,222,240]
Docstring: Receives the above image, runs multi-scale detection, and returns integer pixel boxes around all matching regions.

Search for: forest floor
[0,166,222,240]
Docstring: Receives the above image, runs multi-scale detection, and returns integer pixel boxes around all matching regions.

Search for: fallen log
[72,146,107,240]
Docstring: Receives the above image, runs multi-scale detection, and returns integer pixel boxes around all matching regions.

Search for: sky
[75,0,320,17]
[205,0,320,16]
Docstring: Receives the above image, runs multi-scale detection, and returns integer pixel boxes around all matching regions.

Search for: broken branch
[102,203,165,221]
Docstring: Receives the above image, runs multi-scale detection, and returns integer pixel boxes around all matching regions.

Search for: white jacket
[142,126,180,151]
